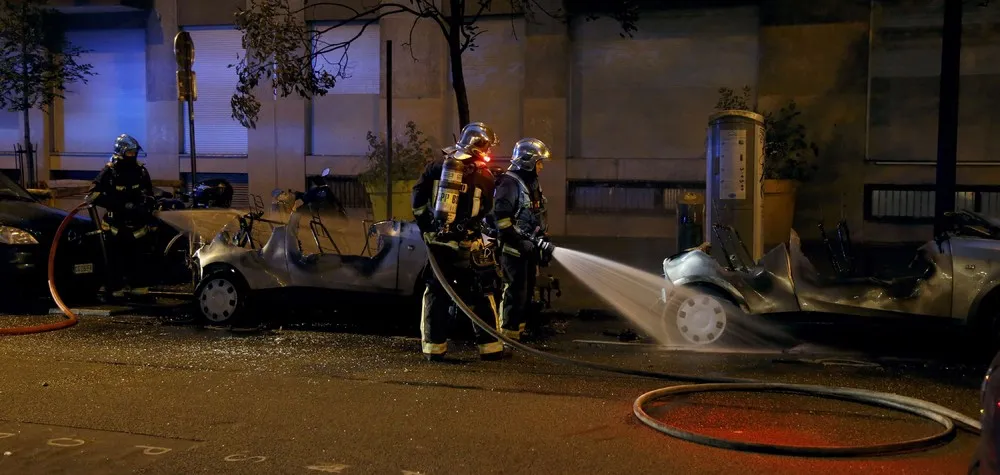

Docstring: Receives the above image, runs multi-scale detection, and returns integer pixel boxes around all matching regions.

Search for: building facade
[1,0,999,244]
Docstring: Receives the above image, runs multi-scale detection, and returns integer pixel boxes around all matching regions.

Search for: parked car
[657,210,1000,348]
[972,350,1000,474]
[190,173,429,325]
[0,173,102,307]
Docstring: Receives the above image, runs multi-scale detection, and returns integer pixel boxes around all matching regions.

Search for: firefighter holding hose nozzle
[85,134,157,295]
[491,138,555,342]
[412,122,506,362]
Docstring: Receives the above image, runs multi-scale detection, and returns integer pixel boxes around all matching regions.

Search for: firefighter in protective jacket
[86,134,157,290]
[492,138,554,341]
[411,122,505,361]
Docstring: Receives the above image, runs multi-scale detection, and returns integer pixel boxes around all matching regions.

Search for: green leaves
[0,0,93,112]
[231,0,416,129]
[358,121,436,186]
[715,86,819,182]
[761,101,819,182]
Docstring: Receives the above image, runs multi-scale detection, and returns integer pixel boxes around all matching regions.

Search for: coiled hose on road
[1,203,86,336]
[424,248,983,457]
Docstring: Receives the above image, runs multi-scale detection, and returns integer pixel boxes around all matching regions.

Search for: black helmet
[112,134,142,165]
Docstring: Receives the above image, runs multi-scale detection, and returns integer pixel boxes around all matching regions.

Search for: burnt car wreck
[658,210,1000,347]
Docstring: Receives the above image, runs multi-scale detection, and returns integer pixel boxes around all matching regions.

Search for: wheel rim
[199,277,239,323]
[672,292,727,345]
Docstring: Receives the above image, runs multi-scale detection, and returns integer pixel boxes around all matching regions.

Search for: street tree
[0,0,93,186]
[230,0,639,129]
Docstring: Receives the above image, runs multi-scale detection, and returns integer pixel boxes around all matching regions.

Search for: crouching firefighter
[85,134,157,293]
[412,122,505,362]
[492,138,555,342]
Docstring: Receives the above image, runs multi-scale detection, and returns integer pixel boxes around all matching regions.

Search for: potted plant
[715,87,818,248]
[358,121,436,221]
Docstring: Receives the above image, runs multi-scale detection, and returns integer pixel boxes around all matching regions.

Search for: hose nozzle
[535,237,555,265]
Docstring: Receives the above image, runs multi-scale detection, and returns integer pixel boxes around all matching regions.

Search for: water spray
[0,203,89,336]
[424,245,981,456]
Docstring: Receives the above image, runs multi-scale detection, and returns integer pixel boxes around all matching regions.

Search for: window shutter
[309,24,380,156]
[181,26,248,156]
[61,29,147,154]
[0,112,18,153]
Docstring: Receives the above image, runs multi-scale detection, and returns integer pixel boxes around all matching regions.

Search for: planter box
[364,180,418,221]
[762,178,797,250]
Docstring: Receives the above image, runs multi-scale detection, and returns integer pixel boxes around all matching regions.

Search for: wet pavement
[0,309,987,474]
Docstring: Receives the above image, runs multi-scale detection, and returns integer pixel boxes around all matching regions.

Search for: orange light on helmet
[483,155,491,162]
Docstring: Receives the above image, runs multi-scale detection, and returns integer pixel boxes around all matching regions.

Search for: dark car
[973,351,1000,474]
[0,173,103,307]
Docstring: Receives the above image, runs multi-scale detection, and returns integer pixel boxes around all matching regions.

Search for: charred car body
[658,210,1000,347]
[190,173,429,325]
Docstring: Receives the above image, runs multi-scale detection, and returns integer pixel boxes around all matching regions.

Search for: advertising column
[706,110,765,262]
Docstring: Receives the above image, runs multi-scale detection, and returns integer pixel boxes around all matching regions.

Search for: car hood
[0,199,93,237]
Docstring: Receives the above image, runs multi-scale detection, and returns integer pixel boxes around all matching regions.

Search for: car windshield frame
[0,173,36,202]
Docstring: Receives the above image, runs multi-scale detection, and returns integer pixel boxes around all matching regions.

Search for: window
[0,111,17,154]
[869,1,1000,162]
[181,26,248,156]
[59,29,147,155]
[568,180,705,214]
[309,23,380,156]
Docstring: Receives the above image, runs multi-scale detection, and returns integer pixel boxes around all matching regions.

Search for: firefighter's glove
[519,238,536,255]
[536,238,555,266]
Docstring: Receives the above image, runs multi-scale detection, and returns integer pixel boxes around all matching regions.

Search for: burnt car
[0,173,102,306]
[971,350,1000,474]
[189,177,429,325]
[657,210,1000,347]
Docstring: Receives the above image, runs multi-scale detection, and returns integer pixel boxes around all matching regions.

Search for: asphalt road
[0,311,987,475]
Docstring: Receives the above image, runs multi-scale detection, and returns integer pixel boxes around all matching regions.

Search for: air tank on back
[433,155,465,232]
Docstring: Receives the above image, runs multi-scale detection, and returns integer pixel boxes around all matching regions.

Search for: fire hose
[425,248,982,457]
[0,203,88,335]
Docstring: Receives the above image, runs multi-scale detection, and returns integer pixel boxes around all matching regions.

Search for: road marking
[224,454,267,463]
[306,463,350,472]
[135,445,172,456]
[0,433,15,439]
[47,438,85,447]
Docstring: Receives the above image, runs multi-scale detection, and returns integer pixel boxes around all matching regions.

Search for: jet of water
[551,247,682,345]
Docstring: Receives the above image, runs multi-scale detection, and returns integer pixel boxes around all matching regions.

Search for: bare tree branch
[230,0,639,129]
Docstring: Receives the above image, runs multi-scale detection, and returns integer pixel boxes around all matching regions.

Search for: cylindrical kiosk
[705,110,766,262]
[676,190,705,253]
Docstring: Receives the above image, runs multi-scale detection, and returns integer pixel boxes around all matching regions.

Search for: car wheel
[660,286,731,346]
[194,272,248,326]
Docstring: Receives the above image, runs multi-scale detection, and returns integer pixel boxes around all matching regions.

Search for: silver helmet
[111,134,142,164]
[509,138,551,172]
[443,122,499,161]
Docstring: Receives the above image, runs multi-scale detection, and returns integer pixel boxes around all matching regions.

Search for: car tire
[659,285,732,346]
[193,271,249,326]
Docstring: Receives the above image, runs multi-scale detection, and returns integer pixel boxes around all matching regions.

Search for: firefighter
[492,138,555,342]
[85,134,157,292]
[412,122,505,361]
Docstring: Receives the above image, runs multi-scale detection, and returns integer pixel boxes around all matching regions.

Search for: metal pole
[187,94,197,195]
[934,0,962,235]
[385,40,393,221]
